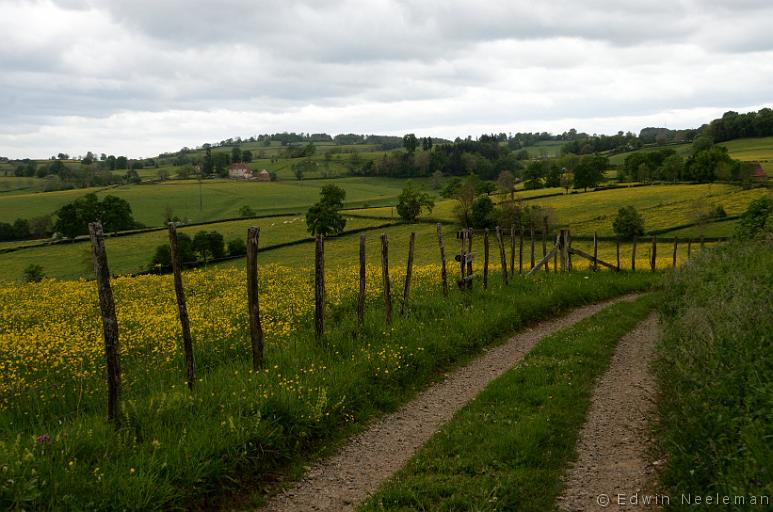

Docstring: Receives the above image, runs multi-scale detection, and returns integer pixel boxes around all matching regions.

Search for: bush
[148,232,195,272]
[735,196,771,240]
[227,238,247,256]
[238,205,256,217]
[22,264,45,283]
[612,206,645,240]
[193,231,225,261]
[470,196,497,229]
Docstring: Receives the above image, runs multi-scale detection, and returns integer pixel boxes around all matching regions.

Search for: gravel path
[258,294,642,512]
[557,313,661,512]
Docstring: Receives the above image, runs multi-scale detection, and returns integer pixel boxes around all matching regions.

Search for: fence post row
[401,232,415,314]
[358,234,366,327]
[168,222,196,389]
[315,234,325,339]
[436,223,448,296]
[246,227,264,369]
[88,222,122,427]
[381,234,392,324]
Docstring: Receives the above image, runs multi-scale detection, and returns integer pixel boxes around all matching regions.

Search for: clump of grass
[656,240,772,509]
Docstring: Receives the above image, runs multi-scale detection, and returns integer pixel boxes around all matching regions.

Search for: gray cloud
[0,0,772,158]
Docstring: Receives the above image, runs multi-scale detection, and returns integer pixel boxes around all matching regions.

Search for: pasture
[0,177,428,226]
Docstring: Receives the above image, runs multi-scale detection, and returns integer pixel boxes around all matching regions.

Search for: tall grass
[1,272,655,510]
[656,240,772,509]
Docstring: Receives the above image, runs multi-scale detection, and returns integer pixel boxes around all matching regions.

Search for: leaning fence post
[436,223,448,296]
[315,234,325,339]
[496,226,508,284]
[381,234,392,324]
[246,227,264,369]
[593,231,598,271]
[632,236,637,272]
[358,234,366,327]
[483,228,490,289]
[401,232,415,315]
[672,237,678,268]
[168,222,195,390]
[89,222,122,427]
[651,235,657,272]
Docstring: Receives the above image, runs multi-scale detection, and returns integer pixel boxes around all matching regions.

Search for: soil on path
[557,313,661,511]
[257,294,642,512]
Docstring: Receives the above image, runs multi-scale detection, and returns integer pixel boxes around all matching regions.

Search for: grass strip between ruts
[360,294,657,512]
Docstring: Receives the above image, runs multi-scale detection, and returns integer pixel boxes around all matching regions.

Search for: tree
[241,150,253,163]
[573,155,607,191]
[306,185,347,236]
[470,196,497,228]
[396,182,435,222]
[612,206,645,240]
[53,193,136,238]
[496,170,515,199]
[452,175,479,227]
[660,155,684,182]
[735,196,771,240]
[202,147,214,175]
[402,133,418,154]
[192,230,225,262]
[560,171,574,193]
[231,146,242,163]
[431,170,444,190]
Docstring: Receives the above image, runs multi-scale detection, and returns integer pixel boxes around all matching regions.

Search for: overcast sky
[1,0,772,159]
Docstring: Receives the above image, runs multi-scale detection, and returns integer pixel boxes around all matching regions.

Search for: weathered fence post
[381,234,392,324]
[509,225,516,276]
[168,222,195,389]
[518,222,524,274]
[315,234,325,339]
[672,237,678,268]
[401,232,415,315]
[530,223,536,269]
[616,239,621,271]
[483,228,490,289]
[543,217,549,272]
[651,235,657,272]
[567,230,573,272]
[496,226,508,284]
[458,229,467,287]
[559,229,568,272]
[687,238,692,258]
[358,234,366,327]
[246,227,264,370]
[592,231,598,271]
[436,223,448,296]
[466,228,473,289]
[89,222,122,426]
[632,236,637,272]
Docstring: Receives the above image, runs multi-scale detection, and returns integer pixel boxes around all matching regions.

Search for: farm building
[257,169,271,182]
[750,162,768,183]
[228,163,253,179]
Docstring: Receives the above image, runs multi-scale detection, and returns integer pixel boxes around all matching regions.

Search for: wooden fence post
[436,224,448,297]
[567,230,573,272]
[496,226,508,284]
[672,237,678,268]
[592,231,598,271]
[168,222,195,390]
[315,234,325,339]
[466,228,473,290]
[509,225,516,276]
[358,234,366,327]
[632,236,637,272]
[381,234,392,324]
[530,223,536,269]
[559,229,568,272]
[518,222,524,274]
[542,217,549,273]
[483,228,490,289]
[687,238,692,258]
[89,222,122,426]
[458,229,466,287]
[401,232,415,315]
[651,235,657,272]
[246,227,264,370]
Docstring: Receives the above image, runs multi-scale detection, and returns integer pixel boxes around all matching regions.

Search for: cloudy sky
[1,0,772,159]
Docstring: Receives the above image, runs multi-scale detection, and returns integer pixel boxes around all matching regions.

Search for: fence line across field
[86,220,713,426]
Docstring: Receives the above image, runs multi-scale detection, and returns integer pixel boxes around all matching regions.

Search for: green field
[0,177,429,226]
[0,215,390,282]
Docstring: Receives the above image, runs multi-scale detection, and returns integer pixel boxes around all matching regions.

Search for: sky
[1,0,772,159]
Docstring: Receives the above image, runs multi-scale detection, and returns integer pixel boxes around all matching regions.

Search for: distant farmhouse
[750,162,769,183]
[257,169,271,182]
[228,163,253,179]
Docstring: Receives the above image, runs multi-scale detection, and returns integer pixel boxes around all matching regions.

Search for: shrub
[227,238,247,256]
[22,264,45,283]
[612,206,645,240]
[735,196,771,240]
[238,205,256,217]
[396,182,434,223]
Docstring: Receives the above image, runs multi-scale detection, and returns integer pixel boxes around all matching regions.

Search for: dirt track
[257,294,642,512]
[557,313,661,511]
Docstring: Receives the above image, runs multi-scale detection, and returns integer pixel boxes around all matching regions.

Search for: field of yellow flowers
[0,263,440,416]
